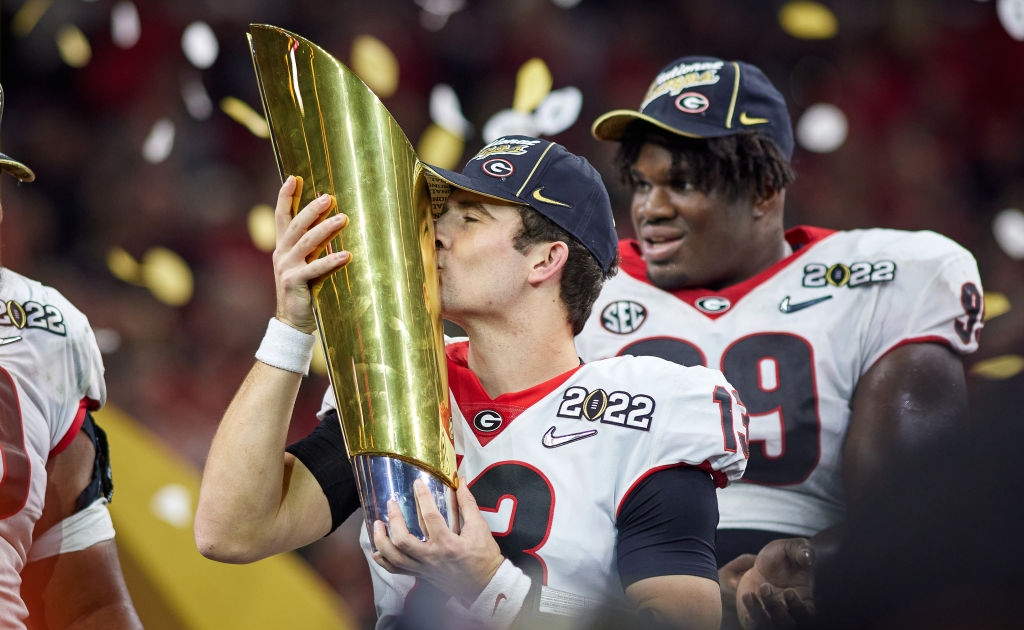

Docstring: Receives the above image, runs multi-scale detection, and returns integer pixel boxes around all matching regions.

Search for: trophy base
[352,454,459,550]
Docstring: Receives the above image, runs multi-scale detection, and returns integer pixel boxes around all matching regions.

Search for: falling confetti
[142,118,176,164]
[110,1,140,49]
[779,1,839,39]
[971,355,1024,380]
[482,109,539,143]
[247,203,277,253]
[417,123,464,170]
[513,58,553,113]
[108,246,194,306]
[533,86,582,136]
[181,75,214,120]
[221,97,270,138]
[984,292,1011,321]
[107,247,143,284]
[11,0,52,37]
[796,103,848,153]
[150,484,193,528]
[181,21,219,69]
[429,84,473,138]
[56,24,92,68]
[351,35,399,98]
[141,247,194,307]
[992,208,1024,259]
[997,0,1024,40]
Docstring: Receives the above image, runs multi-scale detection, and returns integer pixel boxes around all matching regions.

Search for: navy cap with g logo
[0,84,35,183]
[423,135,618,272]
[592,56,794,160]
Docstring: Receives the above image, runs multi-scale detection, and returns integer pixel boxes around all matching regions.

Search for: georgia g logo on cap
[675,92,710,114]
[482,158,514,178]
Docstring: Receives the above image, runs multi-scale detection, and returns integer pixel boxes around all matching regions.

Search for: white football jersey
[575,227,983,538]
[347,341,749,626]
[0,268,106,627]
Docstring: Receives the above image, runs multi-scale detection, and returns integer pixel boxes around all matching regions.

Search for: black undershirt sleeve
[285,409,361,533]
[615,465,720,588]
[75,411,114,511]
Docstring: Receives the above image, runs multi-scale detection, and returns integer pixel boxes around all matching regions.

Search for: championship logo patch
[1,299,68,336]
[801,261,896,288]
[482,158,514,178]
[675,92,710,114]
[557,385,656,431]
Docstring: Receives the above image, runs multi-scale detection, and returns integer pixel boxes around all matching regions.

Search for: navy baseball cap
[0,84,35,182]
[423,135,618,272]
[592,56,794,160]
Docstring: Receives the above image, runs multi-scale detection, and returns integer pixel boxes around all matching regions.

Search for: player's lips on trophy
[638,225,686,262]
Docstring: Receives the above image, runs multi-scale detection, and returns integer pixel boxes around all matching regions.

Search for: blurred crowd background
[2,0,1023,627]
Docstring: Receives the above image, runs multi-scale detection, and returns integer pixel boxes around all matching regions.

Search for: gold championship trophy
[247,24,457,545]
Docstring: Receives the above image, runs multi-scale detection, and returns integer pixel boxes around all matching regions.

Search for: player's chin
[645,262,691,291]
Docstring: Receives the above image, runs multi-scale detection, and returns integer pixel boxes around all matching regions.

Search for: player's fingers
[412,478,450,539]
[720,554,756,591]
[783,589,816,624]
[274,175,302,238]
[385,498,413,539]
[372,521,412,575]
[303,248,351,285]
[278,189,336,254]
[290,209,346,261]
[308,214,349,261]
[385,497,433,561]
[740,590,771,630]
[758,583,796,628]
[454,479,486,528]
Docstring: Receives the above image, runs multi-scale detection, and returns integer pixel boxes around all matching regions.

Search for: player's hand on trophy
[736,537,816,630]
[372,478,504,604]
[273,175,350,333]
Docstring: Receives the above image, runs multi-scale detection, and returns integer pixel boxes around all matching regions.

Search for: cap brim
[0,153,35,182]
[421,163,522,207]
[591,109,723,143]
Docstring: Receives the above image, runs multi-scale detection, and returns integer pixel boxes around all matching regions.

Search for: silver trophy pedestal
[352,454,459,551]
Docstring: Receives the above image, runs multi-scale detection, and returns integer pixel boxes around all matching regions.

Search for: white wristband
[255,317,316,375]
[444,558,531,630]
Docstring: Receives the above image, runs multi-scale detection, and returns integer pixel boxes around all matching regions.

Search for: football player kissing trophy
[247,24,458,547]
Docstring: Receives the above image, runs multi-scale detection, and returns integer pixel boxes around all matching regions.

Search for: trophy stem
[352,454,459,550]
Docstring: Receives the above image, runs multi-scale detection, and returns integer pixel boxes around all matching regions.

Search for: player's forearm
[627,575,722,630]
[195,361,303,562]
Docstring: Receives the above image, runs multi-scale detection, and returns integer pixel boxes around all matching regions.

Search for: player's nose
[633,185,675,223]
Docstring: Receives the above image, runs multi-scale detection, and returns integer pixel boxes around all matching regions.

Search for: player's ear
[752,187,785,219]
[528,240,569,285]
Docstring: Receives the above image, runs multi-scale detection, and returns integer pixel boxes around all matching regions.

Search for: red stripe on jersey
[50,398,91,456]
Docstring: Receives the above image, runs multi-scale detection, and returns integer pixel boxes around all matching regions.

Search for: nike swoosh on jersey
[542,426,597,448]
[739,112,770,125]
[532,187,572,207]
[779,295,833,314]
[0,336,23,346]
